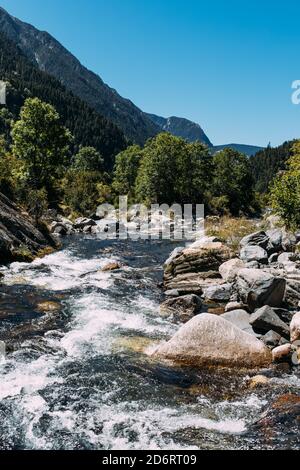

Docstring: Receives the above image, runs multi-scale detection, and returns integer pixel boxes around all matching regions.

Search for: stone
[282,231,297,251]
[273,308,295,325]
[152,313,272,368]
[268,253,279,264]
[272,344,292,363]
[266,229,283,252]
[74,217,96,230]
[164,289,180,297]
[36,301,61,313]
[219,258,245,282]
[240,231,269,249]
[159,294,202,323]
[290,312,300,342]
[240,245,268,264]
[101,261,122,272]
[249,306,290,339]
[203,283,232,302]
[244,261,260,269]
[221,309,255,335]
[235,268,286,312]
[225,301,248,312]
[277,252,299,266]
[262,330,281,348]
[53,225,67,236]
[249,375,270,389]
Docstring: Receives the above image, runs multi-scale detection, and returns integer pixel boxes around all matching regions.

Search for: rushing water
[0,235,299,450]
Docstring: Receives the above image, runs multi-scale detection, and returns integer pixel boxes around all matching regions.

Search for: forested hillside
[0,33,127,169]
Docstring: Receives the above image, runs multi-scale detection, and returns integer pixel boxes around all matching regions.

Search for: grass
[205,216,261,253]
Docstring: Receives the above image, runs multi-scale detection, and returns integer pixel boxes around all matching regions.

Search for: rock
[221,309,255,335]
[159,294,202,323]
[264,214,282,229]
[249,306,290,338]
[152,313,272,368]
[266,229,283,252]
[282,231,297,251]
[235,268,286,312]
[240,231,269,249]
[74,217,96,230]
[101,261,122,272]
[277,252,299,266]
[83,225,92,234]
[290,312,300,342]
[95,219,125,235]
[273,308,295,325]
[36,301,61,313]
[240,245,268,264]
[225,301,248,312]
[53,224,68,236]
[203,283,232,302]
[244,261,260,269]
[272,344,292,363]
[262,330,281,348]
[249,375,270,389]
[164,289,180,297]
[0,191,57,263]
[219,258,245,282]
[268,253,279,264]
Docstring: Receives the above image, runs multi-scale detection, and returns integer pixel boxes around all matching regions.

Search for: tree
[112,145,142,199]
[73,146,104,172]
[62,169,104,215]
[11,98,72,198]
[270,141,300,229]
[212,148,255,215]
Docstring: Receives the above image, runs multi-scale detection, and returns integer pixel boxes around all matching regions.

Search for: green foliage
[212,148,255,216]
[11,97,72,201]
[25,188,48,224]
[73,146,104,172]
[62,169,104,215]
[113,145,142,199]
[270,141,300,229]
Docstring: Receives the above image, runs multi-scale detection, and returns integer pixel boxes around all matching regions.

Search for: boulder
[262,330,281,348]
[159,294,202,323]
[74,217,96,230]
[249,375,270,389]
[219,258,245,282]
[266,229,283,252]
[235,268,286,312]
[290,312,300,342]
[203,283,232,302]
[282,231,297,251]
[221,309,255,335]
[101,261,122,272]
[240,245,268,264]
[164,289,180,297]
[225,301,248,312]
[268,253,279,264]
[153,313,272,368]
[249,306,290,339]
[240,231,269,249]
[277,252,299,267]
[272,344,292,363]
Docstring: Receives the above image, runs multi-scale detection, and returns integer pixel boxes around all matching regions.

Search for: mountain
[211,143,264,157]
[0,6,160,145]
[146,114,212,146]
[0,32,127,169]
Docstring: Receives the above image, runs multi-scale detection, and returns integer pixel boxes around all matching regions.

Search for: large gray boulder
[240,231,269,249]
[203,283,232,302]
[249,306,290,339]
[266,229,283,252]
[235,268,286,312]
[290,312,300,342]
[219,258,245,282]
[160,294,202,323]
[221,309,255,335]
[240,245,268,264]
[153,313,272,368]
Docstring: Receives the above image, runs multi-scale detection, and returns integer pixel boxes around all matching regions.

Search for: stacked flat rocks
[158,229,300,369]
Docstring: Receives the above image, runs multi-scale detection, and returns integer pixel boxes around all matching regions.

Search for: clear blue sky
[1,0,299,147]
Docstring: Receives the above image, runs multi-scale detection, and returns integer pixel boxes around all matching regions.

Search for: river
[0,235,299,450]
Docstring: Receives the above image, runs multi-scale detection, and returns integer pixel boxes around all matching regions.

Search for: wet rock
[221,309,255,335]
[240,231,269,249]
[262,330,281,348]
[159,294,202,323]
[203,283,232,302]
[36,301,61,313]
[249,306,290,339]
[101,261,122,272]
[272,344,292,363]
[153,313,272,368]
[290,312,300,342]
[240,245,268,264]
[219,258,245,282]
[235,268,286,312]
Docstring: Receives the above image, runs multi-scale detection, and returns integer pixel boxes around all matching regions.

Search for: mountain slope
[146,114,212,146]
[0,6,161,145]
[211,143,264,157]
[0,32,127,168]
